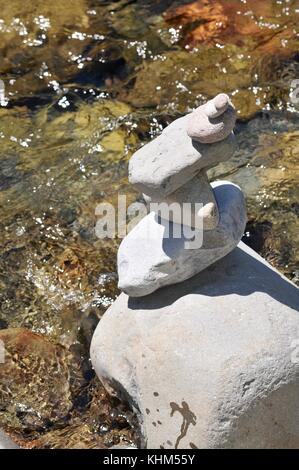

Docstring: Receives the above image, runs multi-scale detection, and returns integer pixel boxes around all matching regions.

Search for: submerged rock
[0,0,90,100]
[91,242,299,449]
[0,328,77,431]
[0,323,137,449]
[164,0,299,53]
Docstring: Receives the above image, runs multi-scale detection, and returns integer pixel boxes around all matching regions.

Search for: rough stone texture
[118,181,246,297]
[129,118,236,197]
[187,94,236,144]
[204,93,229,118]
[0,430,19,449]
[91,242,299,449]
[143,171,219,230]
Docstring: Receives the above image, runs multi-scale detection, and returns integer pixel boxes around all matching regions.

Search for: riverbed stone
[0,328,75,431]
[91,241,299,449]
[117,181,246,297]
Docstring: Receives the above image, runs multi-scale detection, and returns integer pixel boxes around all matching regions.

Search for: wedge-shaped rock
[117,181,246,297]
[129,115,236,198]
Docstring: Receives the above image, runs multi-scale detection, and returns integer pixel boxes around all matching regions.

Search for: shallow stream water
[0,0,298,448]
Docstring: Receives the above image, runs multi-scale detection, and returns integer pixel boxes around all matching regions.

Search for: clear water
[0,0,298,447]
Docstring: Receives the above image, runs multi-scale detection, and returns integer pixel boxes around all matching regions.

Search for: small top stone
[187,93,236,144]
[205,93,229,118]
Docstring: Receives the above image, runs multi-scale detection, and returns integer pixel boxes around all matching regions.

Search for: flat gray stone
[129,114,237,198]
[118,181,246,297]
[91,242,299,449]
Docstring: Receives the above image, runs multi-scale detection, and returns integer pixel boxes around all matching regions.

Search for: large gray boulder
[91,242,299,449]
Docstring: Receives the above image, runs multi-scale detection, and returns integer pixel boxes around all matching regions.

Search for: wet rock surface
[0,328,75,430]
[0,328,138,448]
[0,430,19,449]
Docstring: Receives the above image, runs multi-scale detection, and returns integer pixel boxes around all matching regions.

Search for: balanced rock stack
[118,93,246,297]
[91,94,299,449]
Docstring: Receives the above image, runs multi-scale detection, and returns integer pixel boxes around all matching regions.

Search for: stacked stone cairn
[91,94,299,449]
[117,93,247,297]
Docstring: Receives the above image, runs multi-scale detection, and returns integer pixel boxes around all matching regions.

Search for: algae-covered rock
[126,0,299,118]
[13,377,138,449]
[127,47,298,119]
[35,99,137,164]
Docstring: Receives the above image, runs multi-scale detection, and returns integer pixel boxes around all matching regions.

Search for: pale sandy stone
[187,93,236,144]
[129,126,236,198]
